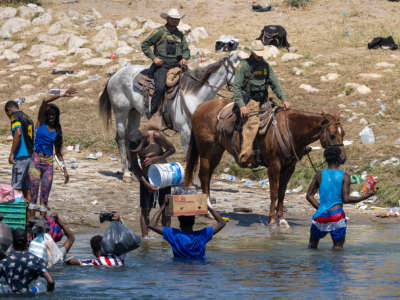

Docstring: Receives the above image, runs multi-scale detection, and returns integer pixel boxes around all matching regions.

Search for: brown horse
[184,98,346,226]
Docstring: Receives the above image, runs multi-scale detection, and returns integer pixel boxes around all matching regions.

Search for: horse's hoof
[122,175,133,183]
[279,219,290,229]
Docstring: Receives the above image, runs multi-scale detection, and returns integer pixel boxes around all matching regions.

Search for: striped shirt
[79,255,124,267]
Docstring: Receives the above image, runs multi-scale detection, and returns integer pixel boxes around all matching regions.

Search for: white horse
[99,52,240,181]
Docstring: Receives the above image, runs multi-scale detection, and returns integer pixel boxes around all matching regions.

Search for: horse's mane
[180,59,224,93]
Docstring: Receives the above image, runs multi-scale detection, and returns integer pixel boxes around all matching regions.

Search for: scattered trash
[95,152,103,158]
[381,157,399,166]
[51,70,74,75]
[66,145,74,151]
[69,158,77,163]
[110,156,117,161]
[343,140,353,146]
[110,54,118,59]
[209,197,216,205]
[370,159,377,166]
[343,12,349,16]
[365,195,379,204]
[222,216,230,221]
[86,153,97,160]
[252,4,274,12]
[292,186,303,193]
[194,57,207,63]
[350,175,362,184]
[88,75,100,81]
[233,207,253,213]
[16,97,25,105]
[345,31,349,36]
[311,146,322,150]
[361,171,368,180]
[49,89,64,95]
[70,162,78,169]
[245,180,253,186]
[223,167,230,172]
[74,144,80,153]
[390,207,399,216]
[347,115,357,122]
[49,58,55,63]
[91,200,98,205]
[119,34,128,40]
[350,191,361,197]
[359,126,375,144]
[259,179,269,186]
[380,104,387,111]
[220,174,235,181]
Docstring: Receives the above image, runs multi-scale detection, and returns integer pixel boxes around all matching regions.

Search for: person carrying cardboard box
[148,203,226,259]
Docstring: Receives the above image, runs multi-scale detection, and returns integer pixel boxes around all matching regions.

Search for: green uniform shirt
[233,56,287,108]
[141,25,190,64]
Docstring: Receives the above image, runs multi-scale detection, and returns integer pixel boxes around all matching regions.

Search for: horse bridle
[321,120,344,148]
[185,56,236,92]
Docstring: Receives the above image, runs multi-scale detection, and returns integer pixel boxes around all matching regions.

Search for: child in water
[306,146,376,249]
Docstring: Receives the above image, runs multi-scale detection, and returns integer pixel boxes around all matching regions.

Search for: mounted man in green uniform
[141,8,191,118]
[233,40,290,166]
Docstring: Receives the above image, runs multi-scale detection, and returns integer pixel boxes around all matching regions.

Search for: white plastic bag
[29,234,48,263]
[359,126,375,144]
[44,233,63,267]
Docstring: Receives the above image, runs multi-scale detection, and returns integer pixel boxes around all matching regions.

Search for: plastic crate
[0,202,26,229]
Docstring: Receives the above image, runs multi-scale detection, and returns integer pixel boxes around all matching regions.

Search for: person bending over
[306,146,376,250]
[148,203,226,259]
[67,214,124,267]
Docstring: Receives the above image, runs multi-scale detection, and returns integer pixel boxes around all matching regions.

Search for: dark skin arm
[42,271,55,291]
[208,205,226,235]
[9,127,21,164]
[128,151,158,192]
[51,213,75,253]
[306,172,321,209]
[65,258,81,265]
[148,201,167,235]
[142,132,176,168]
[342,173,376,203]
[37,88,77,127]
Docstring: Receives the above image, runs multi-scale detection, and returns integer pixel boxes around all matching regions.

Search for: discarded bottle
[380,104,386,111]
[220,173,235,181]
[88,75,100,81]
[362,175,377,195]
[350,174,362,184]
[16,97,25,104]
[31,279,47,294]
[359,126,375,144]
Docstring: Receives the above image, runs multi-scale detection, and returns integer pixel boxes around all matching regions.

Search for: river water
[2,222,399,299]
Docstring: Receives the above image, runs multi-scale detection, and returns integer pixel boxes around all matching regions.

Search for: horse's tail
[184,130,199,187]
[99,80,112,129]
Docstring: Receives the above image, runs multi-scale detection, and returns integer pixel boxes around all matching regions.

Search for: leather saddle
[133,67,182,121]
[216,100,277,137]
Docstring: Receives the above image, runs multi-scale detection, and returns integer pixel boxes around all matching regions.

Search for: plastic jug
[359,126,375,144]
[28,234,48,263]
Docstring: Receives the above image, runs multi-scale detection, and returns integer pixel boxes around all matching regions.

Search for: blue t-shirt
[11,119,29,159]
[313,169,345,219]
[162,226,214,259]
[34,124,57,156]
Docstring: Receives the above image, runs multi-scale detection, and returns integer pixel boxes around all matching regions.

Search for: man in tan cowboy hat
[233,40,290,166]
[141,8,191,118]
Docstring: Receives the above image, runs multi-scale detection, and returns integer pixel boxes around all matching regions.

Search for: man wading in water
[233,40,290,166]
[306,146,377,249]
[141,8,190,118]
[126,129,175,237]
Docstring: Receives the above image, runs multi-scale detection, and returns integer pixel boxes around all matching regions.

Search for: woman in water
[28,88,77,217]
[306,145,376,249]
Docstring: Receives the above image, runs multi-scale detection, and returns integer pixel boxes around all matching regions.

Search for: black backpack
[256,25,290,50]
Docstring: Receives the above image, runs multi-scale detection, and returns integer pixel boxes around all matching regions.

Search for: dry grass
[0,0,399,205]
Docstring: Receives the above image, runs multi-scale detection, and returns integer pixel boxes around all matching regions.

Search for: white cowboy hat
[160,8,185,19]
[244,40,270,59]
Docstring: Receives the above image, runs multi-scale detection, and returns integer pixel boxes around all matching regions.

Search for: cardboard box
[166,194,208,216]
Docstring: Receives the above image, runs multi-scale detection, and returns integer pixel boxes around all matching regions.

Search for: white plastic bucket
[148,162,184,188]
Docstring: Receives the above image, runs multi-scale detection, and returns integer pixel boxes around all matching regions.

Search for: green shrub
[287,0,310,7]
